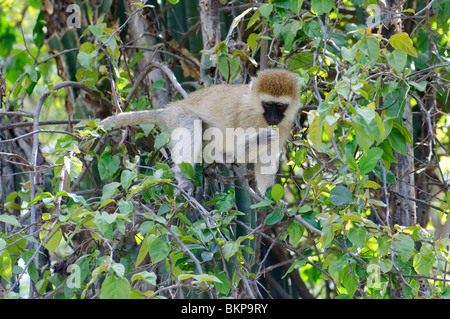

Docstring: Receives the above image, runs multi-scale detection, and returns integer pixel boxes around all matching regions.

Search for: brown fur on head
[252,69,299,98]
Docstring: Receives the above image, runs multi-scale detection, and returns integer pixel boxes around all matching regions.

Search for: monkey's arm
[100,109,168,128]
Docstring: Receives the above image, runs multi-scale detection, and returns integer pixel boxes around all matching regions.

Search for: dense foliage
[0,0,449,299]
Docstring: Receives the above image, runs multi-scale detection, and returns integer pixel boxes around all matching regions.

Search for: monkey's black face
[262,101,288,125]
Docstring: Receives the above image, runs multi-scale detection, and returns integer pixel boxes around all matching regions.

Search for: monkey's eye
[276,103,288,110]
[262,101,288,111]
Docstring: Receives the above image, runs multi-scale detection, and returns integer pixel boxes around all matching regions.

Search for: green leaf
[389,32,418,57]
[42,228,62,254]
[294,148,307,166]
[283,259,309,279]
[358,147,384,174]
[149,238,170,264]
[320,224,334,247]
[388,128,407,156]
[213,270,231,295]
[409,81,427,92]
[387,49,407,74]
[348,227,367,248]
[120,170,137,191]
[150,79,167,93]
[0,214,22,228]
[77,51,97,72]
[136,234,154,268]
[287,219,304,245]
[178,162,195,180]
[365,36,380,61]
[222,240,240,261]
[259,3,273,18]
[264,209,284,225]
[250,199,273,209]
[311,0,334,15]
[100,182,121,205]
[392,234,414,262]
[413,243,435,276]
[357,107,375,126]
[154,130,170,149]
[97,152,121,180]
[308,113,323,149]
[342,270,357,297]
[100,276,131,299]
[118,200,133,217]
[330,185,354,206]
[0,250,12,282]
[270,184,284,201]
[377,236,391,256]
[379,258,393,273]
[131,271,157,285]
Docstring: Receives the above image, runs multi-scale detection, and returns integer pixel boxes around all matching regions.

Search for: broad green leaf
[311,0,334,15]
[136,234,154,268]
[264,209,284,225]
[392,234,415,262]
[358,147,384,174]
[287,219,304,245]
[330,185,354,206]
[341,214,365,223]
[353,122,373,154]
[250,199,273,209]
[131,271,157,285]
[321,224,334,247]
[259,3,273,18]
[362,180,381,189]
[270,184,284,201]
[348,227,367,248]
[118,200,133,217]
[213,270,231,295]
[357,107,375,126]
[294,148,308,166]
[413,243,435,276]
[100,182,121,205]
[365,36,380,61]
[97,153,121,180]
[0,250,12,282]
[0,214,21,228]
[41,227,62,254]
[389,32,418,57]
[193,274,222,283]
[121,170,137,191]
[387,49,407,74]
[149,238,170,264]
[100,276,131,299]
[154,130,170,149]
[111,262,126,278]
[178,162,195,180]
[222,240,240,261]
[409,80,427,92]
[77,51,97,72]
[150,79,166,93]
[342,270,357,297]
[283,258,309,279]
[388,128,407,156]
[308,112,323,149]
[379,258,393,273]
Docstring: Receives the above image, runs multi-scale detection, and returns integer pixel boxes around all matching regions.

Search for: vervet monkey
[101,69,300,195]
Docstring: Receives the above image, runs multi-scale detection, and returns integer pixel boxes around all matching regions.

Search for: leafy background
[0,0,450,299]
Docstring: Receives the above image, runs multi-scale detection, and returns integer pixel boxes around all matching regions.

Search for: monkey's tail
[100,109,168,128]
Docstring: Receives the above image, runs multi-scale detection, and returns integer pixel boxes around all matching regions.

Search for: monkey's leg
[169,113,203,194]
[254,157,279,196]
